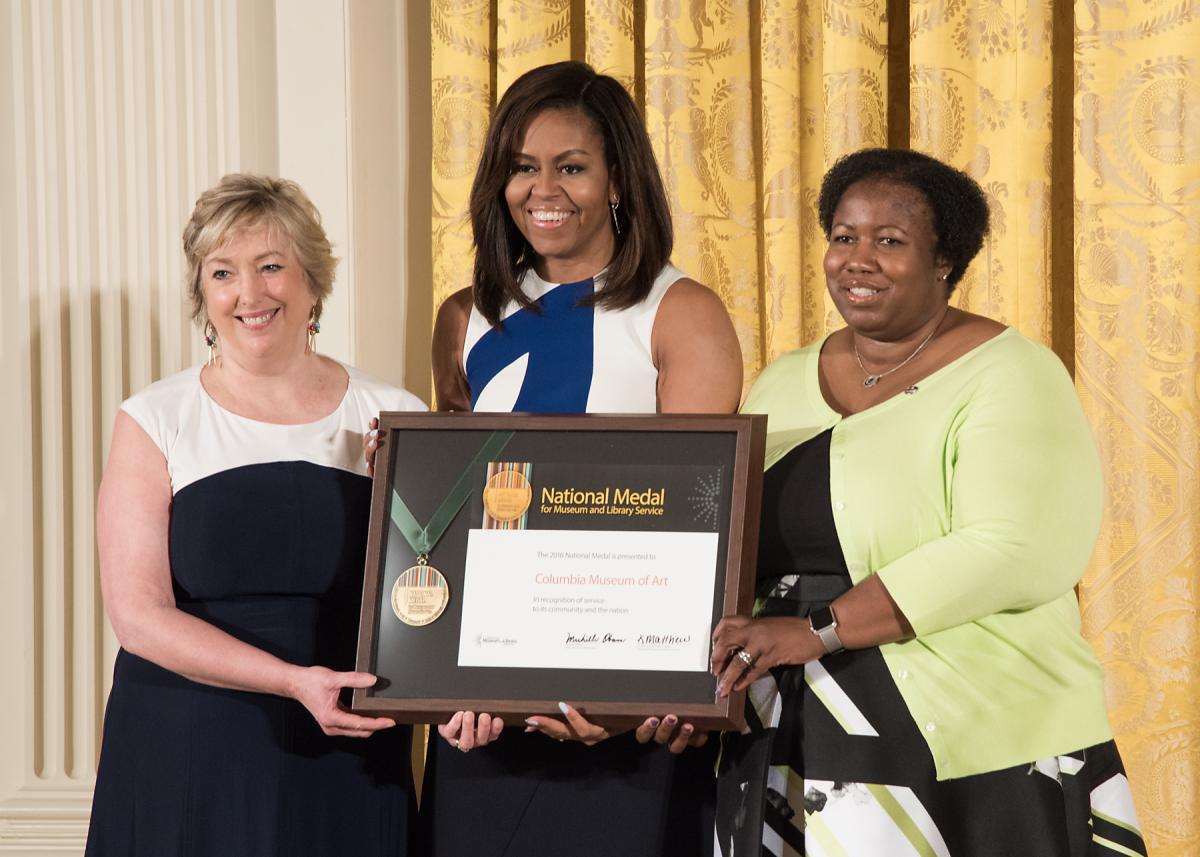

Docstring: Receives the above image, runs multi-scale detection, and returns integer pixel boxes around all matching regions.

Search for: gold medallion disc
[483,470,532,522]
[390,563,450,626]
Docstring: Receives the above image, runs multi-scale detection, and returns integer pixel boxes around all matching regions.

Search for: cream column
[0,0,279,850]
[274,0,355,363]
[272,0,418,385]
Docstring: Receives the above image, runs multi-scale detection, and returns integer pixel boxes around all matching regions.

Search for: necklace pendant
[863,375,881,388]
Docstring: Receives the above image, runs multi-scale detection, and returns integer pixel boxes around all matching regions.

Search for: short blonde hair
[182,174,337,322]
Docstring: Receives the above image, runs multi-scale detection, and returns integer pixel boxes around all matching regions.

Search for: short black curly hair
[817,148,990,290]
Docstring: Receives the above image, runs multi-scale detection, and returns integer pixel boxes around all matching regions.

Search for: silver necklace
[853,315,945,388]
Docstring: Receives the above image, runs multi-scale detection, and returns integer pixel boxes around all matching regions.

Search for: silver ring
[451,738,459,747]
[735,649,756,667]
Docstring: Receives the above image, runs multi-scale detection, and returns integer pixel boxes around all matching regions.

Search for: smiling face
[201,224,317,366]
[504,107,618,283]
[823,179,952,341]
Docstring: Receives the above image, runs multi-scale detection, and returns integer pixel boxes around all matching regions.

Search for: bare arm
[428,289,510,749]
[710,574,914,695]
[99,411,394,737]
[432,287,474,412]
[652,278,743,414]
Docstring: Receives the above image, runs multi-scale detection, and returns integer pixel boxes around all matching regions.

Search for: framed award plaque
[352,412,766,731]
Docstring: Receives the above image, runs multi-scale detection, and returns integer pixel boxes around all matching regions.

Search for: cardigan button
[834,501,845,511]
[898,669,909,680]
[925,722,937,733]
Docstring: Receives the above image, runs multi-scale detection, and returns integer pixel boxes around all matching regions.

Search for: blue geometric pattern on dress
[466,278,595,413]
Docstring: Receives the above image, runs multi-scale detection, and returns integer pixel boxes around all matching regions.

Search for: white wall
[0,1,414,851]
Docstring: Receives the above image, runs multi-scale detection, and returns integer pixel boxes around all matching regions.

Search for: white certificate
[457,528,720,671]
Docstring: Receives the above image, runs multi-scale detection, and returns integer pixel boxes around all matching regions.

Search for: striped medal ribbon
[388,430,514,626]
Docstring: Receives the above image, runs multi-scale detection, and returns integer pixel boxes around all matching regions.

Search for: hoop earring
[203,321,218,366]
[307,315,320,354]
[610,199,621,236]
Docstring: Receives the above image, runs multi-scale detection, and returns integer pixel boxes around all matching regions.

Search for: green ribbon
[389,431,514,556]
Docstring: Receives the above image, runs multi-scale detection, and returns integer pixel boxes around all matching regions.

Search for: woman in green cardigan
[707,148,1145,856]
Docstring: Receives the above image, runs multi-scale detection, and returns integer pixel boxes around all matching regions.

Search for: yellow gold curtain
[1074,4,1200,854]
[910,0,1059,342]
[429,3,1200,851]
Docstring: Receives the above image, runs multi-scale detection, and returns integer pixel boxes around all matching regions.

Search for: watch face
[809,606,835,630]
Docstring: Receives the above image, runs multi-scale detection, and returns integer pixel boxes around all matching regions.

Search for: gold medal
[386,431,516,626]
[390,558,450,626]
[483,468,532,522]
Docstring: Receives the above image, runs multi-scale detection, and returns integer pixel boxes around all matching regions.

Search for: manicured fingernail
[557,701,570,716]
[665,715,677,726]
[648,718,660,728]
[369,429,378,438]
[524,726,536,732]
[524,718,538,727]
[682,723,694,734]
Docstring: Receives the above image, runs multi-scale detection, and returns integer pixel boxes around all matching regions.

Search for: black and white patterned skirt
[715,584,1146,857]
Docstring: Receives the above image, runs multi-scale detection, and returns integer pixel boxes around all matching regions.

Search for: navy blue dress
[86,365,422,857]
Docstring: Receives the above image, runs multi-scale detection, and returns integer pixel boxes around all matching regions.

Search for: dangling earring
[610,198,621,235]
[203,321,218,366]
[306,314,320,354]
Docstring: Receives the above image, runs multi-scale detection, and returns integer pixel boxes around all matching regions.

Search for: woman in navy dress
[86,174,423,856]
[419,61,743,856]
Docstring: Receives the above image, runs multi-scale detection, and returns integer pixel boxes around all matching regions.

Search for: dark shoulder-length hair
[817,147,990,291]
[469,61,673,326]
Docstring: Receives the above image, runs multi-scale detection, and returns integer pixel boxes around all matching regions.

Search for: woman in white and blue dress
[86,174,424,856]
[422,61,743,856]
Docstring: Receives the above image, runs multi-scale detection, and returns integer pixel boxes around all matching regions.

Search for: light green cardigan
[741,327,1113,780]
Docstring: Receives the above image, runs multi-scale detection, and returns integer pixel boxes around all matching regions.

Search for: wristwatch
[808,605,844,656]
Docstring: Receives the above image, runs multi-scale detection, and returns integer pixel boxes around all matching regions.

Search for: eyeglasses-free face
[201,225,317,368]
[824,179,952,344]
[505,107,619,285]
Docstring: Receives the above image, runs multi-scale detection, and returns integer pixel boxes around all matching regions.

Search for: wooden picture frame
[352,412,765,730]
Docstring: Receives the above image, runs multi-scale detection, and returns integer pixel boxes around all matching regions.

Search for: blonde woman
[86,174,423,856]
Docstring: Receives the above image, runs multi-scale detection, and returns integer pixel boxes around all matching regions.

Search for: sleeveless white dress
[461,265,685,413]
[424,265,719,857]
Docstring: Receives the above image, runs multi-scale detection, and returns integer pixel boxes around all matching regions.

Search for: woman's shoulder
[437,287,475,322]
[121,365,203,420]
[119,365,205,455]
[934,322,1079,418]
[955,322,1071,384]
[752,341,824,383]
[656,271,730,320]
[438,286,480,349]
[740,341,824,414]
